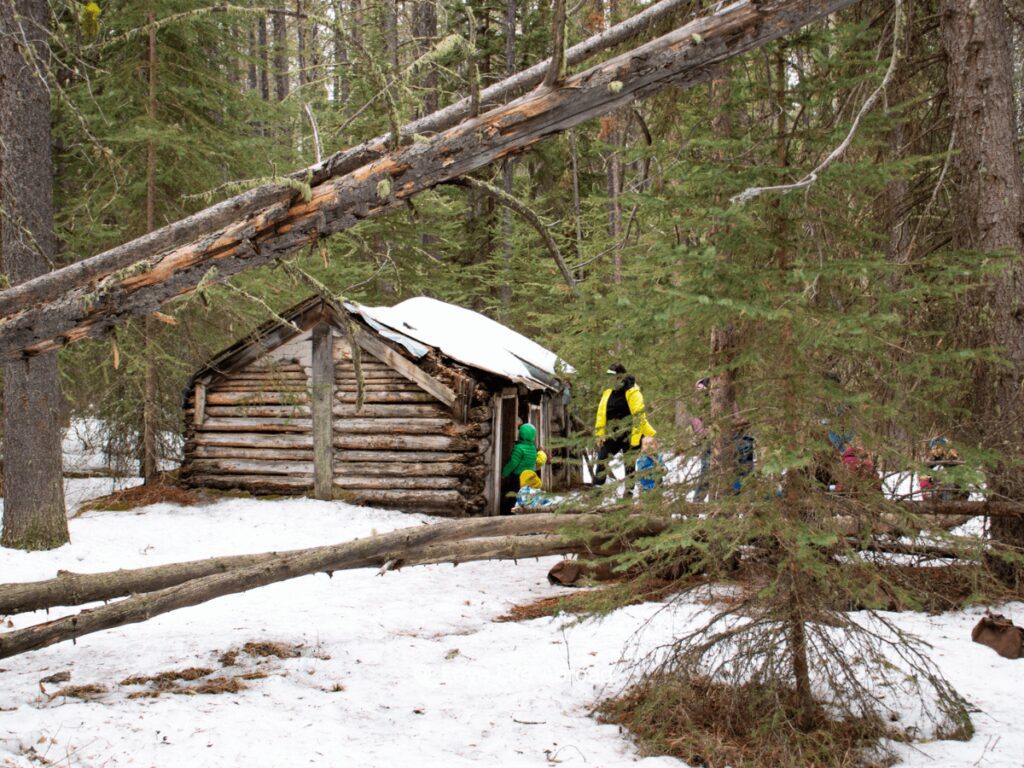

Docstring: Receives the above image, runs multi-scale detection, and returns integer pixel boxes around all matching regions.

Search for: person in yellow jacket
[593,363,656,488]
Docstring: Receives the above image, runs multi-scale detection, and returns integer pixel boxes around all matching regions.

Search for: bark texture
[941,0,1024,586]
[0,0,69,549]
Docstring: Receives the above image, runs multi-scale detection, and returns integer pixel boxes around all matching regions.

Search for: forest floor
[0,492,1021,768]
[0,423,1021,767]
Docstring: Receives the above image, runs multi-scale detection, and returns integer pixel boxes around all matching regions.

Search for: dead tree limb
[543,0,568,88]
[0,513,599,617]
[0,0,862,359]
[449,177,576,291]
[0,0,694,322]
[0,514,612,659]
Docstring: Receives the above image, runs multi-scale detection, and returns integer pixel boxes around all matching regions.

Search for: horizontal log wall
[184,330,495,515]
[331,336,489,515]
[182,357,314,493]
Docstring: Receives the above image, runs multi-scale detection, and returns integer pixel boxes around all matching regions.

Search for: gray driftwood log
[0,0,861,359]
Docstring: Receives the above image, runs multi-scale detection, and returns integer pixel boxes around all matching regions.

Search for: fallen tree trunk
[3,497,1010,618]
[0,513,599,617]
[0,0,861,359]
[0,0,693,323]
[0,519,638,659]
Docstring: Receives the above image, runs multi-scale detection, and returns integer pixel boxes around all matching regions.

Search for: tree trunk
[707,72,740,499]
[333,0,348,105]
[0,0,864,360]
[259,15,270,101]
[142,8,160,485]
[0,0,69,549]
[296,0,307,88]
[272,8,289,101]
[941,0,1024,587]
[415,0,439,115]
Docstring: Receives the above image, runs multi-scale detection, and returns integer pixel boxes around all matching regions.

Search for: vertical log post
[312,323,335,500]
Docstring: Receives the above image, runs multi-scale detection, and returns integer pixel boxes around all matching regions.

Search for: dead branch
[449,177,576,292]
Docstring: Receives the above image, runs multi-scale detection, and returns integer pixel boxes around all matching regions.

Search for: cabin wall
[182,335,314,493]
[331,336,491,515]
[183,325,496,515]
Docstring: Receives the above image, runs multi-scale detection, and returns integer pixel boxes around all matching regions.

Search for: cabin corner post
[312,323,335,500]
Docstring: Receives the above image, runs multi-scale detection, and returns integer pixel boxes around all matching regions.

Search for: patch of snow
[355,297,572,388]
[0,495,1020,767]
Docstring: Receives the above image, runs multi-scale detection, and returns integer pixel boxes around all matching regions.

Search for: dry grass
[599,674,896,768]
[241,641,302,658]
[120,667,215,687]
[120,666,259,698]
[78,480,198,513]
[49,684,107,700]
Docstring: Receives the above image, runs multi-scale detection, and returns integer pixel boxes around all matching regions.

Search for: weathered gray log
[191,445,314,460]
[197,417,312,432]
[333,434,477,452]
[333,403,447,418]
[184,474,313,492]
[333,461,477,477]
[0,514,594,653]
[333,418,488,437]
[334,417,455,432]
[334,450,472,463]
[0,0,861,359]
[206,405,312,418]
[195,432,313,448]
[333,476,462,490]
[207,392,309,405]
[188,459,314,476]
[335,391,437,404]
[0,0,695,324]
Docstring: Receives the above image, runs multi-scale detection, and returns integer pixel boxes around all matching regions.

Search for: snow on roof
[349,297,572,389]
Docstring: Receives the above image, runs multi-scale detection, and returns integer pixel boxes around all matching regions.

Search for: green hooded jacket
[501,423,537,479]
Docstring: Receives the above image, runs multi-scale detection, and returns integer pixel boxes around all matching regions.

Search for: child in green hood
[500,423,538,514]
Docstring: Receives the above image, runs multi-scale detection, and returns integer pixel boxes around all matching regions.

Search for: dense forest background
[5,0,1024,504]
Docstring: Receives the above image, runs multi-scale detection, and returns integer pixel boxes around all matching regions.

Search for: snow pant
[500,474,519,515]
[593,435,637,491]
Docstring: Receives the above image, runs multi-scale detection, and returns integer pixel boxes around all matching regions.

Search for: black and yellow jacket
[595,378,656,448]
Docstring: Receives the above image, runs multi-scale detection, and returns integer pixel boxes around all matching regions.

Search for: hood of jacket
[518,423,537,443]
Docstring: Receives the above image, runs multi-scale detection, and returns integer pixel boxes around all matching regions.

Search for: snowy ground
[0,494,1021,767]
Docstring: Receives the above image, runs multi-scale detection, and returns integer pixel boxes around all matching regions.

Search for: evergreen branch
[730,0,905,205]
[449,177,577,294]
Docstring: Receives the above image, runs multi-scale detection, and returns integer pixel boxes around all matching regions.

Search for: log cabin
[180,295,577,515]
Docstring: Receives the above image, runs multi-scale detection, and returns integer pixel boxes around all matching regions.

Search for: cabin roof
[188,295,570,392]
[347,297,571,389]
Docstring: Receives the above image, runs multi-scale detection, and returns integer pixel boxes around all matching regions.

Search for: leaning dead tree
[0,0,694,327]
[0,0,861,359]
